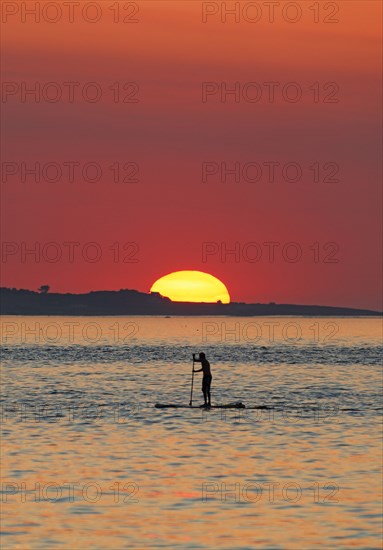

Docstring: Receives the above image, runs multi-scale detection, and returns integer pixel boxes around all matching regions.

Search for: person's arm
[192,354,202,372]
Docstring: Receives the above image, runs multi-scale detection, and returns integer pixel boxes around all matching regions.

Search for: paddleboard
[155,402,245,409]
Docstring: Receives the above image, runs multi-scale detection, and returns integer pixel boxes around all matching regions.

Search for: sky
[1,0,382,309]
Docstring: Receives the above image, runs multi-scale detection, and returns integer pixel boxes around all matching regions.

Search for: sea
[1,316,382,549]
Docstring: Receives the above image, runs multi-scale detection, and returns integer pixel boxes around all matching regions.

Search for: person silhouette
[193,352,212,407]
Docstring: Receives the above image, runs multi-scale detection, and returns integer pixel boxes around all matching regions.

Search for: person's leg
[202,377,208,405]
[207,376,211,406]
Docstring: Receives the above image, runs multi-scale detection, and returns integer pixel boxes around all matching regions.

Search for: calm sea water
[1,316,382,549]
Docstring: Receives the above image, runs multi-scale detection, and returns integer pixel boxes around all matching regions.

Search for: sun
[150,271,230,303]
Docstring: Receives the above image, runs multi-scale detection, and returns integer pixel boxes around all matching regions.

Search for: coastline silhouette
[0,287,380,316]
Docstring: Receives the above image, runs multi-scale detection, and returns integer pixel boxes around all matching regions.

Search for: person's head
[199,352,206,359]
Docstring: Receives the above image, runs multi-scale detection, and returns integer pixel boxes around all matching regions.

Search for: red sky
[1,1,382,309]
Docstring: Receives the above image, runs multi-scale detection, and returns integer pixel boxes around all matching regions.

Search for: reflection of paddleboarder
[192,352,212,407]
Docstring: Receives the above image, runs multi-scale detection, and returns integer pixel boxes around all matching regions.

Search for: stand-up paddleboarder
[192,352,212,407]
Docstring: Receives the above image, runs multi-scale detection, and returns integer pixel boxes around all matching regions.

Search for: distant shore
[1,288,381,316]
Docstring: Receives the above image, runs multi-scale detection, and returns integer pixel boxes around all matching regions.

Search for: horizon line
[1,286,381,314]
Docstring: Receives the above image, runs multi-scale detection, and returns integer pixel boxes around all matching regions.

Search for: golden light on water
[2,317,382,548]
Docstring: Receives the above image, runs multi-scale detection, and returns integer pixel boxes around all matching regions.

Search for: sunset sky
[1,1,381,309]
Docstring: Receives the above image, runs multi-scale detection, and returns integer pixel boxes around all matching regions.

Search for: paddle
[189,357,195,406]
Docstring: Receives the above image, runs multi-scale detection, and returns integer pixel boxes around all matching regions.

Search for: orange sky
[1,1,382,309]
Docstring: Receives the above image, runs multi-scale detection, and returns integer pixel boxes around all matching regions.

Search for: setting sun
[150,271,230,303]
